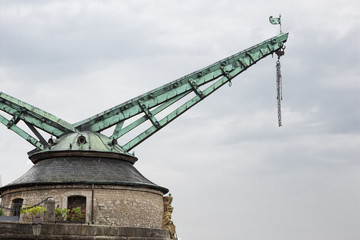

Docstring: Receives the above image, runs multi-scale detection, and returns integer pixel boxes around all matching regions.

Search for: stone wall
[1,184,164,228]
[0,222,171,240]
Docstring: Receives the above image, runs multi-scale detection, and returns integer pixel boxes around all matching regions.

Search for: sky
[0,0,360,239]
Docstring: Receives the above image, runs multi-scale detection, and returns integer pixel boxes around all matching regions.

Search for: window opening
[67,195,86,221]
[11,198,23,217]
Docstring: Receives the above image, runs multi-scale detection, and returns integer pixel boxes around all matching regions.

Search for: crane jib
[0,33,288,152]
[74,33,288,151]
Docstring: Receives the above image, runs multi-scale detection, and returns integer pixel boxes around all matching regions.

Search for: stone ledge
[0,222,171,240]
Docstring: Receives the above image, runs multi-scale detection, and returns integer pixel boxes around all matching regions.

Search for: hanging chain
[276,59,282,126]
[275,46,285,127]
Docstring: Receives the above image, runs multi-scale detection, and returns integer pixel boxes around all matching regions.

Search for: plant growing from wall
[55,207,83,223]
[55,207,70,221]
[20,206,46,222]
[0,208,4,216]
[68,207,82,222]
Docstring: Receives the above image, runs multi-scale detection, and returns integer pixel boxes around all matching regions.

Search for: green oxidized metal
[0,33,288,157]
[0,31,289,206]
[30,132,136,164]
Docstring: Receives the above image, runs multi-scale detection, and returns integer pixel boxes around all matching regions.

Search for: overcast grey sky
[1,1,360,239]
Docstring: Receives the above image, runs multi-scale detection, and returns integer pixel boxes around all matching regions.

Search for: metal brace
[267,44,274,52]
[246,52,255,63]
[220,67,233,86]
[238,59,248,69]
[259,48,265,57]
[25,122,49,147]
[189,79,204,98]
[5,109,24,128]
[6,115,20,129]
[111,121,124,139]
[138,100,160,129]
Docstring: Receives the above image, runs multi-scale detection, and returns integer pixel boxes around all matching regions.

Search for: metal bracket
[6,115,20,129]
[189,79,204,98]
[246,52,255,63]
[111,121,124,139]
[138,100,160,129]
[238,59,248,69]
[220,67,233,86]
[5,109,25,128]
[25,122,49,147]
[0,114,45,150]
[220,67,231,79]
[267,44,274,52]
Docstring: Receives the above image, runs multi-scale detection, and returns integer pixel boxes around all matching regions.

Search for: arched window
[11,198,23,217]
[67,195,86,221]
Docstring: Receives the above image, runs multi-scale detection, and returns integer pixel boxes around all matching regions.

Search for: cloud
[1,1,360,240]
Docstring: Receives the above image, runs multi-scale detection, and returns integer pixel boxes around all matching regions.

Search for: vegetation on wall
[20,206,46,222]
[68,207,82,222]
[55,207,82,222]
[55,207,70,221]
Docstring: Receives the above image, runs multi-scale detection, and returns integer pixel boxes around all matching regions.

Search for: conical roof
[0,156,168,194]
[0,131,168,194]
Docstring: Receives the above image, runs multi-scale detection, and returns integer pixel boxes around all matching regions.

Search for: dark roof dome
[0,156,168,194]
[0,131,168,194]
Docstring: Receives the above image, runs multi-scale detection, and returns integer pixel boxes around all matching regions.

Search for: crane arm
[0,92,75,150]
[74,33,288,152]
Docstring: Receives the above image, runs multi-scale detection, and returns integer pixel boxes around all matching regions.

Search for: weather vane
[269,14,282,34]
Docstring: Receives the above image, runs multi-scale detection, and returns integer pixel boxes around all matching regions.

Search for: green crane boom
[0,32,288,153]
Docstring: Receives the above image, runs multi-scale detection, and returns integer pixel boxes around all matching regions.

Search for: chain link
[275,46,285,127]
[276,59,283,127]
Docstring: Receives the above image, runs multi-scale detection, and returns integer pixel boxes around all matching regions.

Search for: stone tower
[0,132,171,239]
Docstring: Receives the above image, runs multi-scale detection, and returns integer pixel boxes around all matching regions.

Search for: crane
[0,32,288,157]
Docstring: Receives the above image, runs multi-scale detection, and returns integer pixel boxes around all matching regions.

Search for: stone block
[45,198,55,223]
